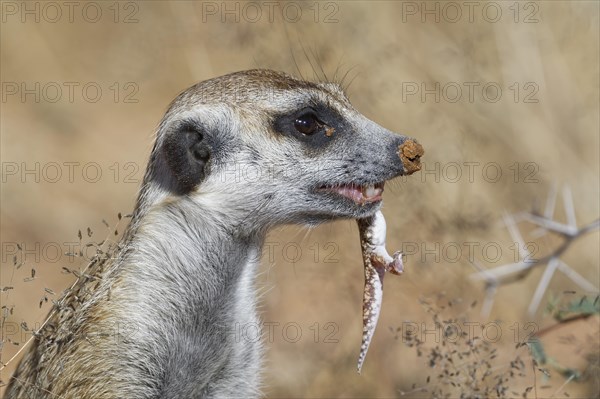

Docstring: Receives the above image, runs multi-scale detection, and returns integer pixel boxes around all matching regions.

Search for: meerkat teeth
[356,210,403,373]
[363,184,377,198]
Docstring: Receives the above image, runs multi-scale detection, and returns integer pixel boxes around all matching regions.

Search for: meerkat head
[142,69,422,232]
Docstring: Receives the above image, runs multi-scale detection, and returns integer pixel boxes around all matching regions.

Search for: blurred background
[1,1,598,397]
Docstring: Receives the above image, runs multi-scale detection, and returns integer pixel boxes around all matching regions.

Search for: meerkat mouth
[318,182,384,205]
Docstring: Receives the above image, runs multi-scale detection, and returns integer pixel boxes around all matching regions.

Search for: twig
[470,185,599,317]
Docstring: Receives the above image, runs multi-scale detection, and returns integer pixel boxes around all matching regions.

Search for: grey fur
[5,70,419,398]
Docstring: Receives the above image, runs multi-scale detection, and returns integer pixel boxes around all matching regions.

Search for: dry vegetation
[1,1,599,397]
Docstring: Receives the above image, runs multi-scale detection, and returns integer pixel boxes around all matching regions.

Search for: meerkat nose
[397,139,424,175]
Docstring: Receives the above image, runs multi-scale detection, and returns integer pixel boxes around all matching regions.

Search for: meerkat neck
[121,197,264,310]
[104,197,264,395]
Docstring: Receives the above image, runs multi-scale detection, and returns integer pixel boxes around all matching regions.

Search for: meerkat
[4,69,422,398]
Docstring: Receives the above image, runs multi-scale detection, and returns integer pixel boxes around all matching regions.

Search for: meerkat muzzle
[398,139,424,175]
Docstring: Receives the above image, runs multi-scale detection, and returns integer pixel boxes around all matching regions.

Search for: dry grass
[1,1,599,397]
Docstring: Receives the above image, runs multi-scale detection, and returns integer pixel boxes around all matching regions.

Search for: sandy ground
[1,1,599,397]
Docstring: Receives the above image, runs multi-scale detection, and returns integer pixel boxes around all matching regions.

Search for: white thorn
[562,185,577,229]
[528,258,560,316]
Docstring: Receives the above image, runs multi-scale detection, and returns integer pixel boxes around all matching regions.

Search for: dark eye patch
[272,102,349,148]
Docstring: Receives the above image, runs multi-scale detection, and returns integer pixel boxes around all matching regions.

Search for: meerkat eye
[294,112,320,135]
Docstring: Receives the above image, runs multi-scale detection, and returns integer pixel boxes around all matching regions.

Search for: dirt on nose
[398,139,424,175]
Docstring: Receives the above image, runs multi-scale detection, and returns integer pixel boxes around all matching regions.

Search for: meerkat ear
[162,123,211,194]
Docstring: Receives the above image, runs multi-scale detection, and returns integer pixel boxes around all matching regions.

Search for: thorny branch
[470,185,599,317]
